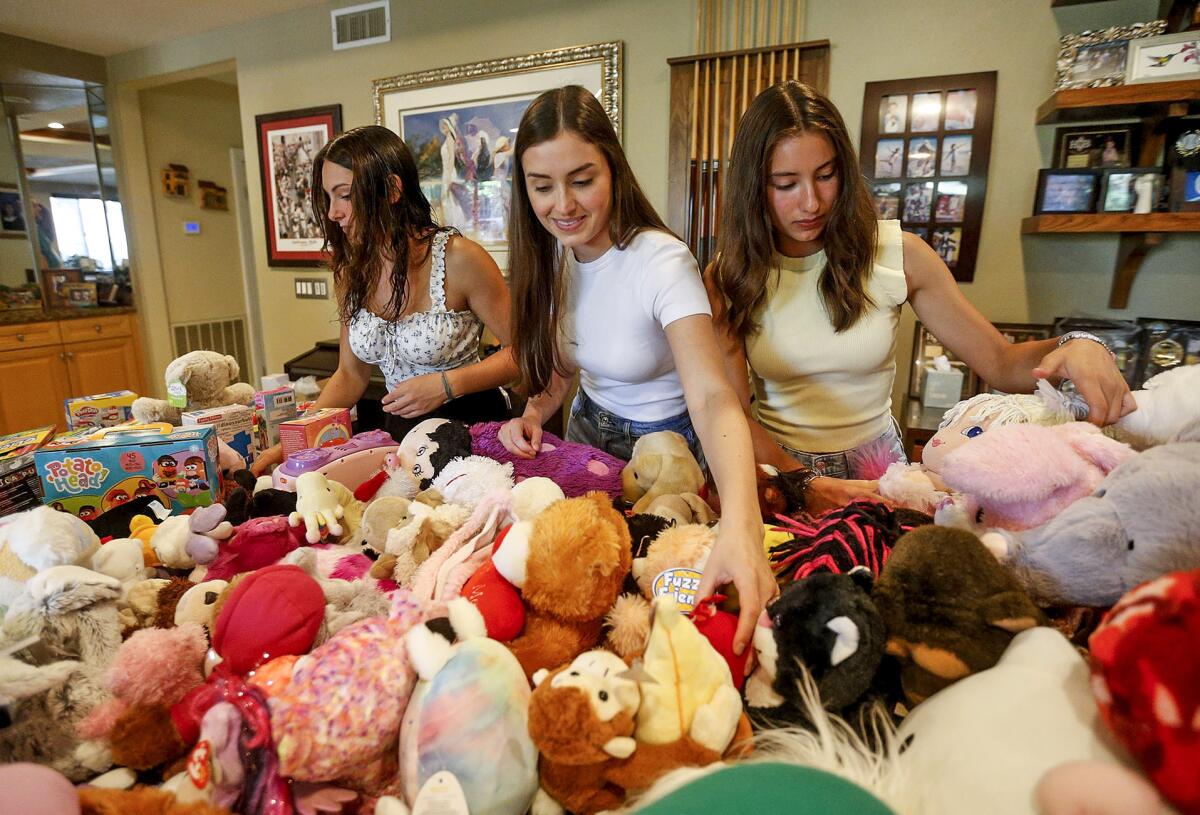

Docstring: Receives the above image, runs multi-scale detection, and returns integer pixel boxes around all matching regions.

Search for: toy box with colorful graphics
[0,425,55,518]
[34,423,220,520]
[278,407,352,458]
[63,390,138,430]
[254,385,298,448]
[183,403,256,463]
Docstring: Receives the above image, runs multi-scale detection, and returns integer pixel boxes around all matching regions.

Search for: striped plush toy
[767,500,930,583]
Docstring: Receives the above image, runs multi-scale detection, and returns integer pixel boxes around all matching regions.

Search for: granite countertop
[0,305,138,326]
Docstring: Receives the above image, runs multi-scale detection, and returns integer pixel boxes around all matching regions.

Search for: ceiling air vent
[331,1,390,51]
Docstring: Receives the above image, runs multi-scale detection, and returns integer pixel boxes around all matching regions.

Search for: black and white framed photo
[1052,125,1138,169]
[1034,169,1100,214]
[1054,21,1167,90]
[255,104,343,267]
[1098,168,1164,214]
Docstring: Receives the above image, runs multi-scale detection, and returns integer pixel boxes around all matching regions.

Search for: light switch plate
[294,277,330,299]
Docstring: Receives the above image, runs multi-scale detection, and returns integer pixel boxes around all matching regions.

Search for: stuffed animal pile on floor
[1,367,1199,815]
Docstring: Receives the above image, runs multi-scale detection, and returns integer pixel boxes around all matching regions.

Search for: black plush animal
[745,569,894,734]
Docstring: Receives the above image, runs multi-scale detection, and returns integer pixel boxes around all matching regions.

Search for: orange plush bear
[493,491,632,680]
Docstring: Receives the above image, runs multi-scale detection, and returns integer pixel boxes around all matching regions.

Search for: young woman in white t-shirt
[497,85,772,654]
[707,81,1134,511]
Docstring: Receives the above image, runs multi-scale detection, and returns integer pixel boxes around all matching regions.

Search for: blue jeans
[780,417,907,480]
[566,389,705,467]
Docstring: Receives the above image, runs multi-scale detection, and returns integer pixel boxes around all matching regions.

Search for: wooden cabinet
[0,312,145,436]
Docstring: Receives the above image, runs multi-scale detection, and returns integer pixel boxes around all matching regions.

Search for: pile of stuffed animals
[1,351,1199,815]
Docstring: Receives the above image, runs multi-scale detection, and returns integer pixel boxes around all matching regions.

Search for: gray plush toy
[984,417,1200,607]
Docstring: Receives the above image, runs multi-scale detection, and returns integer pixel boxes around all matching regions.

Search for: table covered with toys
[0,348,1198,815]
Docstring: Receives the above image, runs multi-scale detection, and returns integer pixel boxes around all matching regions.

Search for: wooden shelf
[1023,212,1200,308]
[1036,79,1200,124]
[1021,212,1200,232]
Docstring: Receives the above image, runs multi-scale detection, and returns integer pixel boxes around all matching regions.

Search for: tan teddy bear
[131,350,255,425]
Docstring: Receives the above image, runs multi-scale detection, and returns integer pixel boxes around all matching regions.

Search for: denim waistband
[573,389,696,437]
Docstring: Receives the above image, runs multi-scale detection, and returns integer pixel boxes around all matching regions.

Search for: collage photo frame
[860,72,997,283]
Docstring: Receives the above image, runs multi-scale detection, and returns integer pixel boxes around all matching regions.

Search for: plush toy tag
[147,500,172,521]
[186,739,212,790]
[167,380,188,408]
[412,770,469,815]
[651,567,704,613]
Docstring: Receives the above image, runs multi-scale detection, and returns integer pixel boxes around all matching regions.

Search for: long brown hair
[311,125,437,322]
[713,81,877,339]
[508,85,670,395]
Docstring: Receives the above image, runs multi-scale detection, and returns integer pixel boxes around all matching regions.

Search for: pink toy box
[34,423,219,520]
[278,408,352,459]
[272,429,396,492]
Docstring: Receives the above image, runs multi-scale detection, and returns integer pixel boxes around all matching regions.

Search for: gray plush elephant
[984,418,1200,607]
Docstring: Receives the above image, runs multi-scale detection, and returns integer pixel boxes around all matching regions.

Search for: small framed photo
[910,92,941,132]
[871,182,902,219]
[879,95,908,134]
[1169,168,1200,212]
[0,186,27,238]
[1034,169,1100,214]
[1125,31,1200,85]
[940,134,972,176]
[1099,168,1164,213]
[907,136,938,177]
[1054,21,1167,90]
[944,89,977,131]
[935,180,968,222]
[1165,120,1200,172]
[903,181,934,222]
[61,282,98,308]
[875,139,905,178]
[1052,125,1137,169]
[931,227,962,267]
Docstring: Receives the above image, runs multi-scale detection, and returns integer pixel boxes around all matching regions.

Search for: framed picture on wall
[373,41,622,250]
[255,104,343,268]
[1124,30,1200,85]
[1054,21,1167,90]
[0,186,27,238]
[859,71,996,283]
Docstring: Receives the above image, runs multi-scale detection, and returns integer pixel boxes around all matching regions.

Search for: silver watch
[1057,330,1113,355]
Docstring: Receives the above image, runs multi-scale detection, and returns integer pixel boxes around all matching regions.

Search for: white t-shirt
[562,229,712,422]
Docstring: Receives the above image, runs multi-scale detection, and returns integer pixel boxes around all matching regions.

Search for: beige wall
[138,78,245,326]
[0,32,106,85]
[107,0,1199,398]
[109,0,693,384]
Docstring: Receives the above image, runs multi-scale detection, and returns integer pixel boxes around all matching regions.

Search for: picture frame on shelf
[1052,124,1138,169]
[1034,168,1100,214]
[0,186,26,238]
[374,41,622,250]
[1054,21,1167,90]
[60,282,98,308]
[1169,167,1200,211]
[1164,119,1200,172]
[255,104,343,268]
[1124,30,1200,85]
[42,269,82,308]
[859,71,996,282]
[1098,167,1165,213]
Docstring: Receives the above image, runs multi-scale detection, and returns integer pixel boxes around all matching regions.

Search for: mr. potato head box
[34,423,219,520]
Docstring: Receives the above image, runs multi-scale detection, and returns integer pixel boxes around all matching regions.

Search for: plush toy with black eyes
[396,419,474,490]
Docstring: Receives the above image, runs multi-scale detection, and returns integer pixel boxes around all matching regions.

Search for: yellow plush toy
[621,431,706,514]
[288,472,346,544]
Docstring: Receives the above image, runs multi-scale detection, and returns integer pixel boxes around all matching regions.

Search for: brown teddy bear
[492,491,632,679]
[132,350,255,425]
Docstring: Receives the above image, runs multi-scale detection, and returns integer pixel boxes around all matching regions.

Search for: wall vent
[172,318,251,384]
[331,1,390,51]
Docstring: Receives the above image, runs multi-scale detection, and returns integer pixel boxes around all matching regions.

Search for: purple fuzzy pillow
[470,422,625,498]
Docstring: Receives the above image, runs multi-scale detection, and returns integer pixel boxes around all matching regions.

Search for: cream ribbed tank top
[746,220,909,453]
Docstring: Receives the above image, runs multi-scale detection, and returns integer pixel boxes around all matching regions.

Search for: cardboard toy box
[183,404,256,464]
[278,408,352,458]
[0,426,55,518]
[254,386,298,449]
[64,390,138,430]
[34,423,219,520]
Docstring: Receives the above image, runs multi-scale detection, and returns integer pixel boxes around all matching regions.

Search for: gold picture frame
[373,42,622,249]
